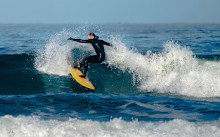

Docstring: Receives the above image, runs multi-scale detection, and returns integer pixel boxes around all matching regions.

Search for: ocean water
[0,23,220,137]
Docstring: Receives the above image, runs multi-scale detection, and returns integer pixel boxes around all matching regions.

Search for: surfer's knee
[99,55,105,62]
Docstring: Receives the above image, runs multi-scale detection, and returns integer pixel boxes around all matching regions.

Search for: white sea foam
[0,115,219,137]
[106,37,220,97]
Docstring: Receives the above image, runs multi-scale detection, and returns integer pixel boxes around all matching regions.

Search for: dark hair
[88,32,99,39]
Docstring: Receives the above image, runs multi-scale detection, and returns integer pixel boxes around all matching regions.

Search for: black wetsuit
[70,38,112,77]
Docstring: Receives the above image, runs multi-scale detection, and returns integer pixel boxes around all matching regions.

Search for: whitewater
[1,116,220,137]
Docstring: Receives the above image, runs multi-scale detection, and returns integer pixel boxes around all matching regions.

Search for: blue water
[0,24,220,137]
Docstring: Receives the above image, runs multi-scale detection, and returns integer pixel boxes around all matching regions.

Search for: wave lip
[107,39,220,97]
[0,115,220,137]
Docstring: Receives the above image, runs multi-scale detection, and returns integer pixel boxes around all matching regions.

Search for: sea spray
[35,30,94,76]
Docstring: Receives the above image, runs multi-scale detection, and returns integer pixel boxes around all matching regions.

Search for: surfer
[68,33,112,78]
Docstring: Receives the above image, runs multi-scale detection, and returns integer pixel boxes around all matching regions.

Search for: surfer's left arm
[68,38,90,43]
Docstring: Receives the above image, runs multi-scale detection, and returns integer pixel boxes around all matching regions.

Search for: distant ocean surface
[0,24,220,137]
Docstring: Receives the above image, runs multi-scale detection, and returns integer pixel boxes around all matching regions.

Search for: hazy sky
[1,0,220,24]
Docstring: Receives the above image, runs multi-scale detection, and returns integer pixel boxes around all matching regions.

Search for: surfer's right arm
[68,38,90,43]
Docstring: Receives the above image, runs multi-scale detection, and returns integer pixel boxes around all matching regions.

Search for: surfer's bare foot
[79,75,86,78]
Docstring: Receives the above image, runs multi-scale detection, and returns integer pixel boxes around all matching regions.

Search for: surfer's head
[88,33,99,39]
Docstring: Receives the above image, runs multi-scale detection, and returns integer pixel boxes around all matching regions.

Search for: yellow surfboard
[68,65,95,90]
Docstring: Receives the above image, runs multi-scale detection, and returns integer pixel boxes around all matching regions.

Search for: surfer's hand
[111,45,117,50]
[68,37,73,40]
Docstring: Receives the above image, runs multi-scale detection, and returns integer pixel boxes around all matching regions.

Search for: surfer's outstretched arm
[102,40,112,46]
[68,38,90,43]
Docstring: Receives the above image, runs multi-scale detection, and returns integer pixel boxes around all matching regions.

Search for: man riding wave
[68,33,112,78]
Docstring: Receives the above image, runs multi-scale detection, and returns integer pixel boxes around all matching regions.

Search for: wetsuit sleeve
[102,40,112,46]
[71,38,90,43]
